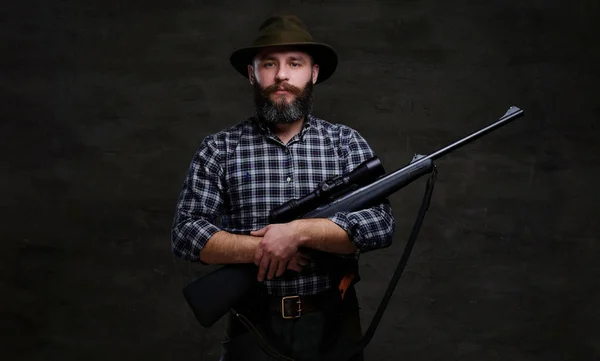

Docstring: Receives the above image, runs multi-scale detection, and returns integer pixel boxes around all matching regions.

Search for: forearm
[291,218,357,254]
[326,202,395,252]
[199,230,261,264]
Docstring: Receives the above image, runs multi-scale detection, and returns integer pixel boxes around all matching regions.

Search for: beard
[253,79,314,125]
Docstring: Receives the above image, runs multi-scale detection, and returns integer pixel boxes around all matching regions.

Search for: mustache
[261,82,302,96]
[253,79,314,125]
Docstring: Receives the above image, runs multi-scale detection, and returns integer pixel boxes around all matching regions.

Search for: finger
[276,260,288,277]
[287,260,302,272]
[250,226,268,237]
[257,257,270,282]
[267,259,280,280]
[297,253,311,264]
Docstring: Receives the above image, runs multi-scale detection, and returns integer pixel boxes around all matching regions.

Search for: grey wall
[2,0,599,360]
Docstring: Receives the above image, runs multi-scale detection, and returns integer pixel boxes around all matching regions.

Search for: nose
[275,65,289,82]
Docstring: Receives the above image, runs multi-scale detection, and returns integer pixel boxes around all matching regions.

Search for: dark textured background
[2,0,599,360]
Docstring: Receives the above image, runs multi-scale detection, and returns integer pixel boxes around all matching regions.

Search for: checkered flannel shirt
[171,114,395,296]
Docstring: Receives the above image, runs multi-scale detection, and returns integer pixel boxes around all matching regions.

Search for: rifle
[182,106,525,332]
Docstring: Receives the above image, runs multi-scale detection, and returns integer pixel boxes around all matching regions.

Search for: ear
[247,65,255,84]
[312,63,320,84]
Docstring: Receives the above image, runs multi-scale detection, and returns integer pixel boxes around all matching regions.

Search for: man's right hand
[286,251,312,272]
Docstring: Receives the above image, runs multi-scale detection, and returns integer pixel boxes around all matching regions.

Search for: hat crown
[252,15,314,46]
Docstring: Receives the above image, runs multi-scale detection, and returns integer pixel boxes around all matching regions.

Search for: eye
[263,61,274,68]
[290,62,301,67]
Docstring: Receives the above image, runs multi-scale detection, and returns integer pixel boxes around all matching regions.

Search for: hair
[252,78,314,125]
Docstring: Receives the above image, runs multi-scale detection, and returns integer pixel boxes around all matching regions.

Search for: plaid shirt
[171,114,395,296]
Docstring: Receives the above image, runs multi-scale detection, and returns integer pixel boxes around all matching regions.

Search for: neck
[272,118,305,144]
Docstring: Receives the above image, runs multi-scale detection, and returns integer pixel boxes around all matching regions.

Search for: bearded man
[171,15,395,361]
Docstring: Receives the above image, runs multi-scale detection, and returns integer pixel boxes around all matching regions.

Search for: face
[248,47,320,125]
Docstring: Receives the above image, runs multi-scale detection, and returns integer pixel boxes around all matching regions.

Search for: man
[171,15,395,361]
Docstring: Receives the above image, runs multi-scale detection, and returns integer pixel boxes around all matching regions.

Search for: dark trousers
[219,287,364,361]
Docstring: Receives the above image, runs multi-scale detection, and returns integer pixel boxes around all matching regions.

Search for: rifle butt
[182,263,257,327]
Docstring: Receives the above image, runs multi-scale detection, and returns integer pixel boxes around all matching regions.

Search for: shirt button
[286,177,292,183]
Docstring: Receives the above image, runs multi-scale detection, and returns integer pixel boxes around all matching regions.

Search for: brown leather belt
[266,288,342,319]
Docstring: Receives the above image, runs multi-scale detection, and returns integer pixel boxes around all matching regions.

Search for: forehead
[253,46,312,62]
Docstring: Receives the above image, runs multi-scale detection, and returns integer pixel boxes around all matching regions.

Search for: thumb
[250,226,268,236]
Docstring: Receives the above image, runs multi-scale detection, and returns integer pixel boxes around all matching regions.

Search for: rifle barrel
[303,106,524,219]
[416,106,524,165]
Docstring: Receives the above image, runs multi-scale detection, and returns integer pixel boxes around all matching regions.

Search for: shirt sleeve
[171,136,224,262]
[327,128,396,253]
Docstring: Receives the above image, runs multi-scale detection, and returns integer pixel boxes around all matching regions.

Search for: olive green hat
[229,15,338,84]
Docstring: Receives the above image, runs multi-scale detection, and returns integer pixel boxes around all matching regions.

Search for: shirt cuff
[172,220,222,262]
[327,211,365,253]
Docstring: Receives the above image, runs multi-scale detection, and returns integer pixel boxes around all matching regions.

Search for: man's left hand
[251,223,302,282]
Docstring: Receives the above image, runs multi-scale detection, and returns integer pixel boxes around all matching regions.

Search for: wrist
[290,219,311,247]
[290,219,326,248]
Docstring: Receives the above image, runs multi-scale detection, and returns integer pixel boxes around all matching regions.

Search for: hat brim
[229,42,338,84]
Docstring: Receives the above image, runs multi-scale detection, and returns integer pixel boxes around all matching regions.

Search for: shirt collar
[252,115,315,140]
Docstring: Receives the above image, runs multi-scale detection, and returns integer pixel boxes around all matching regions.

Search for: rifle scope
[269,156,385,223]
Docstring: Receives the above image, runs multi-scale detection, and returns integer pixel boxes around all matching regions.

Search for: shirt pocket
[224,165,257,216]
[223,163,282,224]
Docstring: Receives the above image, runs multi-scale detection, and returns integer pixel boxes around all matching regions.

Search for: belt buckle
[281,295,302,319]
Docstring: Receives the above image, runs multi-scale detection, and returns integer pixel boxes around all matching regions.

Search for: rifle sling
[232,166,438,361]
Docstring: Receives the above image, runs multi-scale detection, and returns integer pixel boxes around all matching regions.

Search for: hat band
[252,31,314,46]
